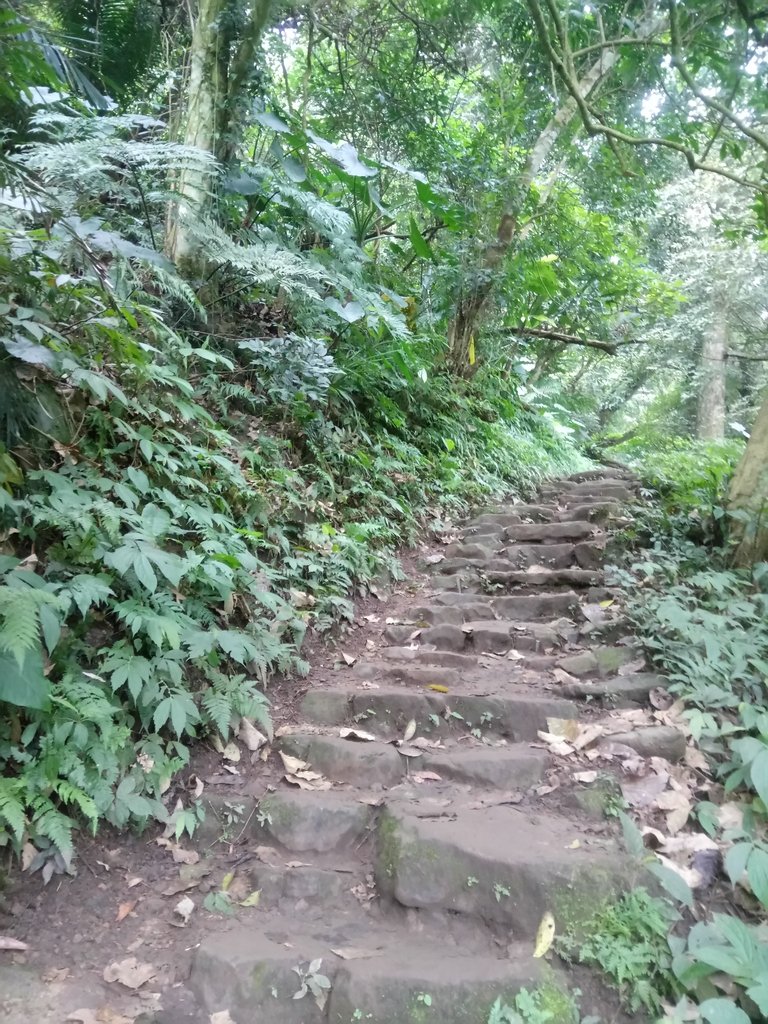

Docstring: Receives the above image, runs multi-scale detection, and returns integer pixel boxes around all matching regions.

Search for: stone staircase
[187,468,668,1024]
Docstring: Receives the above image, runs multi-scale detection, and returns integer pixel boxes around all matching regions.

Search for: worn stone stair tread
[191,925,549,1024]
[557,502,621,522]
[490,591,581,619]
[484,567,602,588]
[556,644,639,678]
[603,725,686,762]
[300,684,576,741]
[558,672,665,706]
[279,731,547,789]
[377,803,622,932]
[461,617,577,652]
[503,521,599,543]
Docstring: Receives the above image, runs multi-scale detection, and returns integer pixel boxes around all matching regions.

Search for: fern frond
[0,777,27,842]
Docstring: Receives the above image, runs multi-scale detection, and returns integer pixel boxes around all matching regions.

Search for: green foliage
[486,984,582,1024]
[557,888,679,1015]
[613,442,768,1022]
[0,101,585,866]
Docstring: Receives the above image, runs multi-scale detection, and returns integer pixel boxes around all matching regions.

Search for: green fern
[0,585,56,665]
[29,795,75,868]
[0,777,27,843]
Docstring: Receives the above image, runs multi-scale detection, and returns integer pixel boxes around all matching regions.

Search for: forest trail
[186,468,678,1022]
[2,469,682,1024]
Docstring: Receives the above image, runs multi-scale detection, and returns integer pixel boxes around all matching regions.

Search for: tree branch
[524,0,768,196]
[506,325,645,353]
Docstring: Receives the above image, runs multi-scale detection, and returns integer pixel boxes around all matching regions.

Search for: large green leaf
[0,646,50,709]
[408,216,432,260]
[699,998,750,1024]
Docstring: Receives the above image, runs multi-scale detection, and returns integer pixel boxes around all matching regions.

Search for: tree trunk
[165,0,272,274]
[444,6,661,375]
[728,391,768,565]
[697,304,728,440]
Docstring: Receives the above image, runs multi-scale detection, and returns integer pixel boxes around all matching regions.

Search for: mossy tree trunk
[728,391,768,565]
[697,301,728,440]
[165,0,272,275]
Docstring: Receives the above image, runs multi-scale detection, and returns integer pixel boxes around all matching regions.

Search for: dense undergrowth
[0,112,584,875]
[605,436,768,1022]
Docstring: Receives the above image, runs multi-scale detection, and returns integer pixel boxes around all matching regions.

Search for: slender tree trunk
[697,303,728,440]
[445,5,661,375]
[728,391,768,565]
[165,0,272,274]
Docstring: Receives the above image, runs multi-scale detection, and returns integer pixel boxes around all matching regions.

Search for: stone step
[471,506,555,526]
[556,672,666,707]
[190,925,550,1024]
[376,803,622,933]
[503,521,598,543]
[483,544,574,569]
[556,644,639,678]
[555,488,633,505]
[484,568,602,589]
[566,468,637,482]
[491,591,581,620]
[278,732,547,790]
[555,502,621,523]
[422,618,575,653]
[411,599,494,625]
[300,685,576,742]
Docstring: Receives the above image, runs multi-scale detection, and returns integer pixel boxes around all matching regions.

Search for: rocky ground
[1,469,688,1024]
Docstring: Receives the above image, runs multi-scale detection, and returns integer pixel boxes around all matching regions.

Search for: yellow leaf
[533,911,556,958]
[468,336,476,365]
[427,684,449,693]
[239,890,261,908]
[599,599,614,609]
[221,871,234,892]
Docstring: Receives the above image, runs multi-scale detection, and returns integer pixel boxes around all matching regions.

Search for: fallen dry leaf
[656,789,692,834]
[239,718,267,751]
[341,652,357,667]
[103,957,156,990]
[395,744,424,759]
[187,774,204,799]
[172,846,199,866]
[533,911,556,958]
[280,751,310,774]
[412,771,442,783]
[284,773,331,791]
[66,1011,133,1024]
[174,896,195,926]
[402,718,417,743]
[546,717,581,742]
[125,876,143,889]
[116,900,137,923]
[552,668,579,685]
[222,742,240,763]
[683,746,709,771]
[621,768,669,808]
[339,727,377,742]
[0,936,28,951]
[649,687,674,710]
[331,946,381,960]
[209,1012,236,1024]
[573,770,598,784]
[617,657,647,676]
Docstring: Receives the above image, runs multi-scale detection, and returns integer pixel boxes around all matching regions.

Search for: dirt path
[1,469,682,1024]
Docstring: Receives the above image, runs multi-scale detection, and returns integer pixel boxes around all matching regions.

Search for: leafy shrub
[556,888,678,1014]
[0,107,586,869]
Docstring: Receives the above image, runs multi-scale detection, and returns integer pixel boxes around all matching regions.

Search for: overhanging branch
[506,325,645,354]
